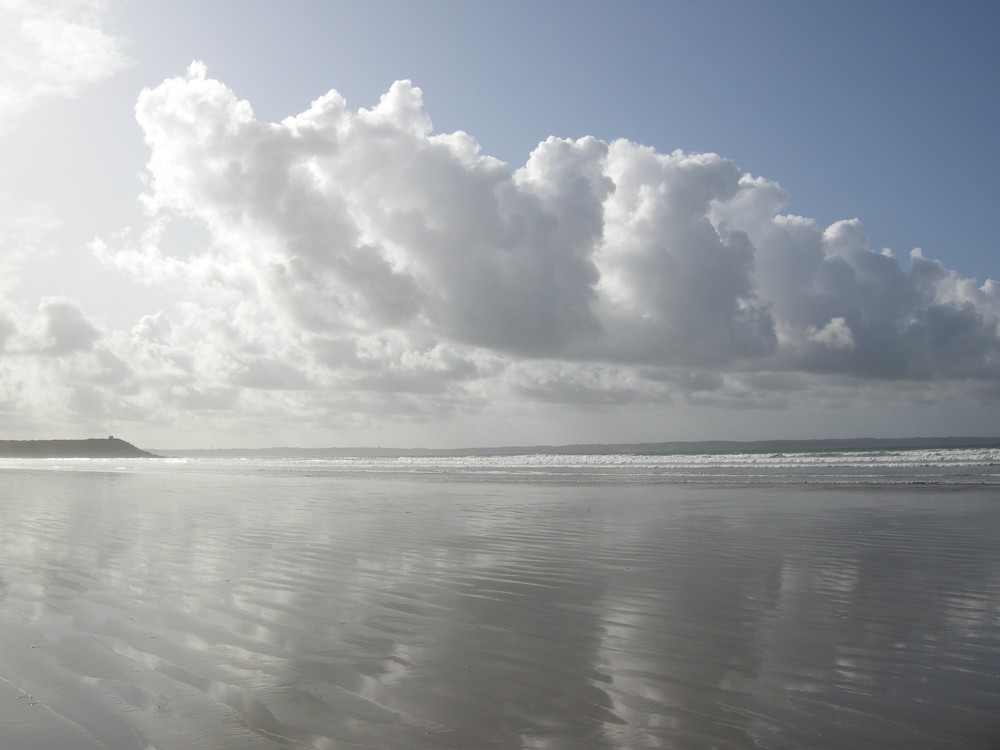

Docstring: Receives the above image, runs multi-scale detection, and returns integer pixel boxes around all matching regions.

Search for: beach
[1,455,998,748]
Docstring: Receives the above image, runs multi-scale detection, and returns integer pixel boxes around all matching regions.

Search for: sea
[0,448,998,749]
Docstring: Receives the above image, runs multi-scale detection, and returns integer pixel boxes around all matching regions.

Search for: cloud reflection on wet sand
[1,469,998,748]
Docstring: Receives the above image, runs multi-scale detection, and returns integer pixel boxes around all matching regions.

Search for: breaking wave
[4,447,998,485]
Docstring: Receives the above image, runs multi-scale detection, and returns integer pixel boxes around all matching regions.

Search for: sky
[1,0,999,449]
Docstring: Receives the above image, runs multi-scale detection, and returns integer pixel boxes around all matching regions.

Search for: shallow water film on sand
[1,453,999,749]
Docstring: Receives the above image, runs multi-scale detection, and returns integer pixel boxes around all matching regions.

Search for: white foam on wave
[1,447,997,484]
[234,448,1000,485]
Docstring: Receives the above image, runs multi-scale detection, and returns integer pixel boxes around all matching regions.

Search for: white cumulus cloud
[16,62,992,442]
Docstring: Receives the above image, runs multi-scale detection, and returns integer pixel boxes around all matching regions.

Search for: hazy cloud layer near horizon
[2,58,998,444]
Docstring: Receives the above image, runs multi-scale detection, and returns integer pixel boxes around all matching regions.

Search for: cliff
[0,437,159,458]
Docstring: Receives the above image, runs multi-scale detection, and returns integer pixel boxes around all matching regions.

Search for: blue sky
[114,0,1000,277]
[1,0,999,448]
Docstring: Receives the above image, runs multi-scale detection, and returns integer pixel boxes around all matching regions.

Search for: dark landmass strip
[0,438,160,458]
[154,435,1000,459]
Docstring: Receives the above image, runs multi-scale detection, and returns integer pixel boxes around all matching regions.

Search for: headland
[0,437,159,458]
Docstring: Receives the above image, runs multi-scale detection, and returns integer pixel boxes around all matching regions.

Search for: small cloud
[0,311,15,350]
[131,311,172,344]
[233,358,313,391]
[806,317,855,349]
[39,297,101,354]
[0,0,130,126]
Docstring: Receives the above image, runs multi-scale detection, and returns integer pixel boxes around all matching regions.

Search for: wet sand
[1,467,998,748]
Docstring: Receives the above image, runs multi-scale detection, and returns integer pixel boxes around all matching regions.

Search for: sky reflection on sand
[0,467,998,748]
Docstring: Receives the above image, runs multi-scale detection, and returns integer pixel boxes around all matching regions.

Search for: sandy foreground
[0,464,998,749]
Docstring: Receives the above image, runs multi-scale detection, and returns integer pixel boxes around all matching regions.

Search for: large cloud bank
[5,63,1000,441]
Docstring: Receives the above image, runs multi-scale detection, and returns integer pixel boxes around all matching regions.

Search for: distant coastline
[153,435,1000,459]
[7,436,995,461]
[0,437,159,458]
